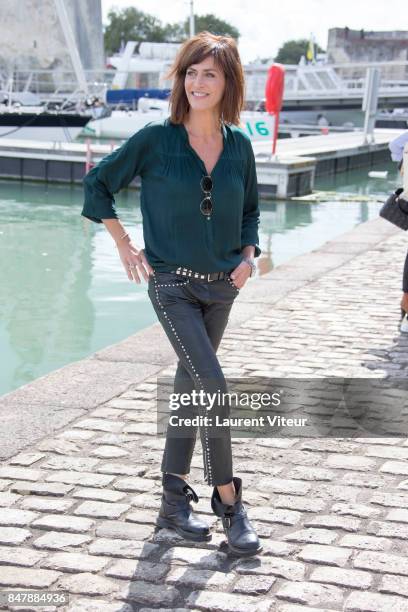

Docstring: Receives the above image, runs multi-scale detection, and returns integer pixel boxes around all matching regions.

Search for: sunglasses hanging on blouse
[200,175,213,220]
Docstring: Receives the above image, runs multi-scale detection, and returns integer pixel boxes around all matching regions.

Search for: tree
[104,8,167,55]
[103,8,240,55]
[161,22,185,43]
[274,39,325,64]
[162,14,239,41]
[182,14,239,39]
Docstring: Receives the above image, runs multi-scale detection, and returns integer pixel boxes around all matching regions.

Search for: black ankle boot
[211,476,263,556]
[156,473,211,542]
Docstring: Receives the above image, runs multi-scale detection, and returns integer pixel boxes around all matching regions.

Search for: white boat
[375,108,408,129]
[83,97,276,142]
[251,61,408,128]
[0,102,91,141]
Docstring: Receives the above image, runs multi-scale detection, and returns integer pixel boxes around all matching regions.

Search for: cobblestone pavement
[1,225,408,611]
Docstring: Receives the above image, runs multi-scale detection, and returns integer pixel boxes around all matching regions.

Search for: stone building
[327,27,408,80]
[0,0,104,92]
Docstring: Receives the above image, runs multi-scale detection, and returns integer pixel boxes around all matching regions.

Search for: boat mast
[53,0,89,95]
[189,0,195,37]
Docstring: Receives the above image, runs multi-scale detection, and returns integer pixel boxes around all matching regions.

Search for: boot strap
[223,508,247,529]
[224,515,232,528]
[183,484,199,503]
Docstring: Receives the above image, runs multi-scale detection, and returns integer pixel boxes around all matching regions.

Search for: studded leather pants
[147,270,240,486]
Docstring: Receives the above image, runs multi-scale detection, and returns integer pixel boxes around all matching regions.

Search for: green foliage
[274,39,325,64]
[185,14,239,39]
[104,8,166,54]
[103,8,240,55]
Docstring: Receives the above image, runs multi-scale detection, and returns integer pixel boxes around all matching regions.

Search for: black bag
[379,188,408,231]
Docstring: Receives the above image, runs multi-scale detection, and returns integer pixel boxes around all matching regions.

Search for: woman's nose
[193,75,205,87]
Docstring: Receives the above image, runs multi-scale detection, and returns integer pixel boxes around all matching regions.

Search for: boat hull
[84,110,276,142]
[0,112,89,141]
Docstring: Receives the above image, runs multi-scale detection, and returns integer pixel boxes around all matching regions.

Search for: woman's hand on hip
[230,261,252,289]
[117,243,154,283]
[401,292,408,314]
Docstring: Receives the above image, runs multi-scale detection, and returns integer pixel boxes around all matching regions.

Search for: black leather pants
[147,270,240,486]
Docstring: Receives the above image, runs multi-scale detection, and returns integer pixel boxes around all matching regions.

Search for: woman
[81,31,262,556]
[389,130,408,332]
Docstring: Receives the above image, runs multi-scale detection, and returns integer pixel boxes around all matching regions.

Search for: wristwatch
[242,257,256,277]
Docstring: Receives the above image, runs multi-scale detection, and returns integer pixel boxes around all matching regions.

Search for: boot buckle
[224,515,232,528]
[183,484,199,504]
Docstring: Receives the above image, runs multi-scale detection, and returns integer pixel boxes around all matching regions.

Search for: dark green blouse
[81,116,261,273]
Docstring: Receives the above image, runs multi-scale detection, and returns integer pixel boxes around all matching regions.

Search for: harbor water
[0,161,400,397]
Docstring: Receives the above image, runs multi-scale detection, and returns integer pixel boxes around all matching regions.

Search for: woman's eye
[186,71,215,77]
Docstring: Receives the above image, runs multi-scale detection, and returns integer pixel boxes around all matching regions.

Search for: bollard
[85,139,94,174]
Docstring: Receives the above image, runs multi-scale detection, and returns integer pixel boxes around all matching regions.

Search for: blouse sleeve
[81,123,152,223]
[389,131,408,163]
[241,136,261,257]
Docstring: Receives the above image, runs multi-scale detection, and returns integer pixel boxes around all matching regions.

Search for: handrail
[1,61,408,105]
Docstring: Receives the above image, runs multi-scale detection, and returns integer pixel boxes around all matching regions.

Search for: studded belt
[171,267,231,282]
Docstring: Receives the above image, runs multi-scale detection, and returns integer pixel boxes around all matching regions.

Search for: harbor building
[328,27,408,80]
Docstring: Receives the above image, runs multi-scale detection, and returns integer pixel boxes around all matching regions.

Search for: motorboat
[83,96,276,142]
[0,92,94,142]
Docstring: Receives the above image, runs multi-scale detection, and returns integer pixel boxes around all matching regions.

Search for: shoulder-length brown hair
[163,31,245,126]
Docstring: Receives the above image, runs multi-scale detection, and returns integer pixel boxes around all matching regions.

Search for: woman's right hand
[401,292,408,314]
[117,242,154,283]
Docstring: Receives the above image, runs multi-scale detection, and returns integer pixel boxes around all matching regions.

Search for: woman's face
[184,55,226,115]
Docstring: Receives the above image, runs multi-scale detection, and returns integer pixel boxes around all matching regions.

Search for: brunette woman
[82,31,262,556]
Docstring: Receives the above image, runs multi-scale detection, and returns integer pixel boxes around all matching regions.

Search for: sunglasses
[200,175,213,218]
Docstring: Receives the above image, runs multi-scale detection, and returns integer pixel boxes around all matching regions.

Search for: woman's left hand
[401,292,408,314]
[230,261,252,289]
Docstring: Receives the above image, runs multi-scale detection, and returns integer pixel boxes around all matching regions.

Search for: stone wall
[328,27,408,80]
[0,0,104,74]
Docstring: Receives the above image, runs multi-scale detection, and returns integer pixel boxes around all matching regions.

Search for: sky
[101,0,408,63]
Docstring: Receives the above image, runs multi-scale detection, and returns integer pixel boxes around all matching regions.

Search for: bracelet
[242,256,256,277]
[115,231,129,246]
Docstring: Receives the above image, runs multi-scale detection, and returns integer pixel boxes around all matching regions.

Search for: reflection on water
[0,181,155,397]
[0,161,398,396]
